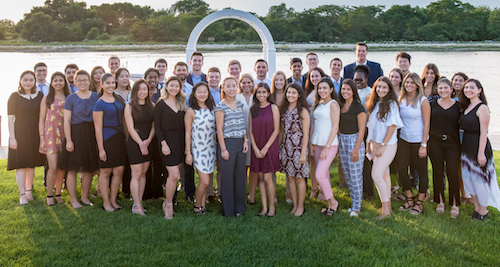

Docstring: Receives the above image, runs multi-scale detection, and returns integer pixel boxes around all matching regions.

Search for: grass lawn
[1,153,500,266]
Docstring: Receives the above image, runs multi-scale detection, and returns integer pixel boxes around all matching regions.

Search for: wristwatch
[381,142,386,146]
[421,143,427,148]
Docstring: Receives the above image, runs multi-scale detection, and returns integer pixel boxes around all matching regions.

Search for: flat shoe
[436,203,445,213]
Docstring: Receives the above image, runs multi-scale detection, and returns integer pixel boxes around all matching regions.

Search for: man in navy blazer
[343,42,383,87]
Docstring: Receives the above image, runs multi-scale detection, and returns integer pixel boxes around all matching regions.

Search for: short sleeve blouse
[64,92,99,124]
[366,101,403,145]
[214,100,246,139]
[93,98,124,141]
[399,96,426,143]
[339,102,366,134]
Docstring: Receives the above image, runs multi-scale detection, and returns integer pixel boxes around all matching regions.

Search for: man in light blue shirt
[174,62,193,108]
[187,52,207,86]
[254,59,272,87]
[207,67,222,106]
[329,58,344,95]
[34,62,50,95]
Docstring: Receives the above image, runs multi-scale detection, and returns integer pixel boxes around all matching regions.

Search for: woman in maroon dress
[249,82,280,217]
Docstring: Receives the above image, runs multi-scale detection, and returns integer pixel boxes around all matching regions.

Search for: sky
[4,0,499,23]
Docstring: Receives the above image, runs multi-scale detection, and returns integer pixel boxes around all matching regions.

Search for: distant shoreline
[1,42,500,53]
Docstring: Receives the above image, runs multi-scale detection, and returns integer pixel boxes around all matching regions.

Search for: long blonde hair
[399,72,424,108]
[160,76,186,111]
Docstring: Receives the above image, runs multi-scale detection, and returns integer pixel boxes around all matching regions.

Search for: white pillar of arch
[186,9,276,75]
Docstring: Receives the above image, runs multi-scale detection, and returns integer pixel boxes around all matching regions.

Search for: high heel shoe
[25,189,34,201]
[46,195,55,206]
[55,194,64,204]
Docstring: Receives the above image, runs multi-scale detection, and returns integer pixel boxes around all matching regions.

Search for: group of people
[8,42,500,220]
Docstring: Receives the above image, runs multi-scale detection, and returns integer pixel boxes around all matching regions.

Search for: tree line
[1,0,500,43]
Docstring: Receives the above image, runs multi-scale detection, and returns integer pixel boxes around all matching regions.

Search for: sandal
[450,206,459,218]
[194,206,203,215]
[410,199,424,215]
[423,189,431,202]
[399,196,414,211]
[376,212,392,220]
[320,207,336,216]
[25,189,34,201]
[46,195,55,206]
[55,194,64,204]
[436,203,445,213]
[394,193,407,201]
[19,193,28,205]
[309,188,319,199]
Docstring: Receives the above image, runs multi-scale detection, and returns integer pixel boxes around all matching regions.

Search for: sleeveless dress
[250,104,279,173]
[7,91,45,170]
[43,98,65,155]
[127,104,154,164]
[460,102,500,210]
[191,108,216,174]
[280,107,309,178]
[154,100,185,166]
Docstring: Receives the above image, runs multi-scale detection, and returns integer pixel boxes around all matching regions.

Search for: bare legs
[164,164,180,219]
[98,166,124,211]
[247,169,258,203]
[288,176,306,216]
[257,172,275,216]
[16,168,34,205]
[309,156,318,198]
[45,153,64,205]
[130,162,149,215]
[471,195,488,216]
[194,171,210,211]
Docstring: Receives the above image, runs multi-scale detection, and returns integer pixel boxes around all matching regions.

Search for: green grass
[1,153,500,266]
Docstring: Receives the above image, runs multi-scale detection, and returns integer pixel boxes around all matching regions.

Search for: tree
[487,8,500,39]
[86,27,100,40]
[0,19,15,40]
[380,5,427,40]
[20,12,55,42]
[171,0,209,15]
[341,5,384,42]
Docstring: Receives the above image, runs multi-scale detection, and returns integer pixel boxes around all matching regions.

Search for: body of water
[1,50,499,146]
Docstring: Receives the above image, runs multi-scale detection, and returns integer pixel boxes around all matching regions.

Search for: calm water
[1,50,499,146]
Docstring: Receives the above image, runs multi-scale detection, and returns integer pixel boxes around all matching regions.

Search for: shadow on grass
[0,159,499,266]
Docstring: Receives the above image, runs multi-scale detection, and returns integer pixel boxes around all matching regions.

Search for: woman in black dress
[8,70,45,205]
[124,79,155,215]
[154,76,186,219]
[459,79,500,220]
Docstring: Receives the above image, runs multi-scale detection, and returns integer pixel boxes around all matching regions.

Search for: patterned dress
[43,98,65,155]
[280,107,309,178]
[191,108,216,174]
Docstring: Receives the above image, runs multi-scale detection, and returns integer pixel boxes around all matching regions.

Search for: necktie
[38,84,44,94]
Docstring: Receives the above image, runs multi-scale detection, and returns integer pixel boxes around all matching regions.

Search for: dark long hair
[99,73,126,107]
[18,70,37,94]
[250,82,273,118]
[115,67,131,91]
[189,82,215,111]
[338,79,360,109]
[421,63,440,96]
[459,78,488,111]
[366,76,398,121]
[130,79,154,122]
[46,72,70,109]
[89,66,105,92]
[304,67,326,96]
[313,77,337,110]
[279,83,309,118]
[451,72,469,98]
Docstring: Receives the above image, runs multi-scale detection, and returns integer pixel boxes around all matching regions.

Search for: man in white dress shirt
[155,58,168,90]
[254,59,272,87]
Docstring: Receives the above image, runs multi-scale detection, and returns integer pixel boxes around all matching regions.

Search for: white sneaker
[286,199,293,204]
[347,208,352,213]
[350,211,359,217]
